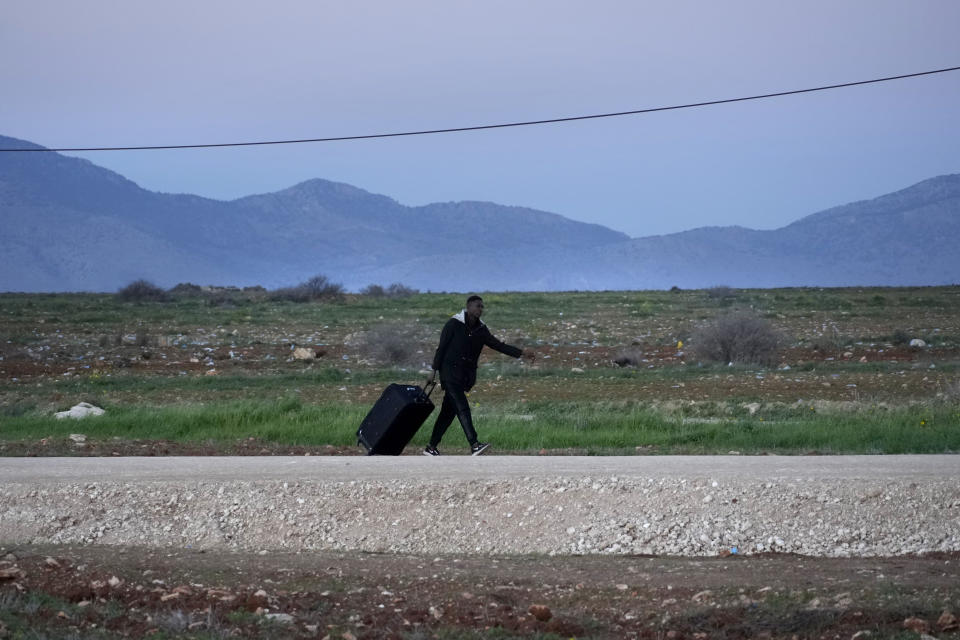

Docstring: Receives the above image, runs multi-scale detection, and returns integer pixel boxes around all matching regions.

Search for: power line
[2,65,958,152]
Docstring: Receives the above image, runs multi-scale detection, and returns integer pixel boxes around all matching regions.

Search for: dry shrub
[271,274,344,303]
[706,285,737,300]
[117,279,167,302]
[361,284,386,297]
[945,379,960,401]
[270,286,312,303]
[361,283,419,298]
[302,274,344,299]
[691,310,784,367]
[168,282,203,297]
[386,283,418,297]
[361,324,421,366]
[612,347,645,367]
[890,329,911,346]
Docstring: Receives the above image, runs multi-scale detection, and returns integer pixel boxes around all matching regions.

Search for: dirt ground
[1,544,958,639]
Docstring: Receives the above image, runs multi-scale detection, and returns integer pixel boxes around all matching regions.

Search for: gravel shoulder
[3,455,959,558]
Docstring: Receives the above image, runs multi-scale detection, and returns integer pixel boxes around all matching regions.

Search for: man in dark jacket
[424,295,534,456]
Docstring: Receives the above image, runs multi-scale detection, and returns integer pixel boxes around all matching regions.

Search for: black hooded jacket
[432,310,522,391]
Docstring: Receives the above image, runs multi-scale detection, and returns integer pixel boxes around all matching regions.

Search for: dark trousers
[428,381,477,446]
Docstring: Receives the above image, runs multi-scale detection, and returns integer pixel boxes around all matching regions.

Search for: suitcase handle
[423,379,437,399]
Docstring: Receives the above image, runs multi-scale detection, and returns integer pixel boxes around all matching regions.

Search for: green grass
[3,286,960,454]
[3,397,958,454]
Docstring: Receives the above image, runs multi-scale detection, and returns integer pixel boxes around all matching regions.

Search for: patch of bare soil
[1,544,958,639]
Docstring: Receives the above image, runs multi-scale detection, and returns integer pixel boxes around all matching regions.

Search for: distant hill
[1,134,957,291]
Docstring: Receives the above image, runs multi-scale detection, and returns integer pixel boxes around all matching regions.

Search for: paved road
[2,454,957,483]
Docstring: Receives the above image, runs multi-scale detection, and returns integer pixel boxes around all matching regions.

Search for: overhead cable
[1,65,958,152]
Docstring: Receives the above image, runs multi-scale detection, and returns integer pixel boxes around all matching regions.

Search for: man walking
[424,295,534,456]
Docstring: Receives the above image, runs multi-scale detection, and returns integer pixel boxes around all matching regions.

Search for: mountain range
[1,134,958,292]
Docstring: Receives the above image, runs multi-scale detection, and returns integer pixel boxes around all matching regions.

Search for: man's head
[466,295,484,320]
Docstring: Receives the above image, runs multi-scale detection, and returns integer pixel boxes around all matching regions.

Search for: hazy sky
[2,1,958,237]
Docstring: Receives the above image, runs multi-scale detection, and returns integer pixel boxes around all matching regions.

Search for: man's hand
[521,348,536,363]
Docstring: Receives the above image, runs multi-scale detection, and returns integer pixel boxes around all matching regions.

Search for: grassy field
[1,286,959,455]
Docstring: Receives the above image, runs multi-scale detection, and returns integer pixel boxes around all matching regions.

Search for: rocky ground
[1,544,958,639]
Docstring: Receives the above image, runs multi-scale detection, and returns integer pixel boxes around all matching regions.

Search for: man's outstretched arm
[484,332,535,362]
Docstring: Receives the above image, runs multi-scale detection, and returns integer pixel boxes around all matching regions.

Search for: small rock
[0,567,25,580]
[528,604,552,621]
[909,339,926,348]
[428,605,443,620]
[903,616,930,633]
[939,610,959,631]
[342,633,357,640]
[615,584,629,591]
[859,356,868,363]
[108,576,122,588]
[293,347,317,360]
[692,590,713,602]
[265,613,294,624]
[571,367,585,373]
[743,402,761,415]
[850,631,871,639]
[160,592,180,602]
[44,557,61,569]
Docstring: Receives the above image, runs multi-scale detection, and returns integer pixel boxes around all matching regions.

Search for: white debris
[55,403,105,420]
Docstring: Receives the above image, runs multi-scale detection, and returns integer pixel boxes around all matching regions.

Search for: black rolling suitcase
[356,380,436,455]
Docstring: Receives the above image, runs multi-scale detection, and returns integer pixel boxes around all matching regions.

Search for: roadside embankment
[2,456,958,557]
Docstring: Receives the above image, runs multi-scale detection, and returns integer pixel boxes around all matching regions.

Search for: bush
[890,329,911,346]
[386,283,418,298]
[117,279,167,302]
[270,274,344,303]
[168,282,203,297]
[944,379,960,401]
[270,286,311,303]
[361,324,421,366]
[302,274,344,299]
[691,310,784,366]
[361,283,419,298]
[612,348,645,367]
[361,284,386,297]
[706,285,737,300]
